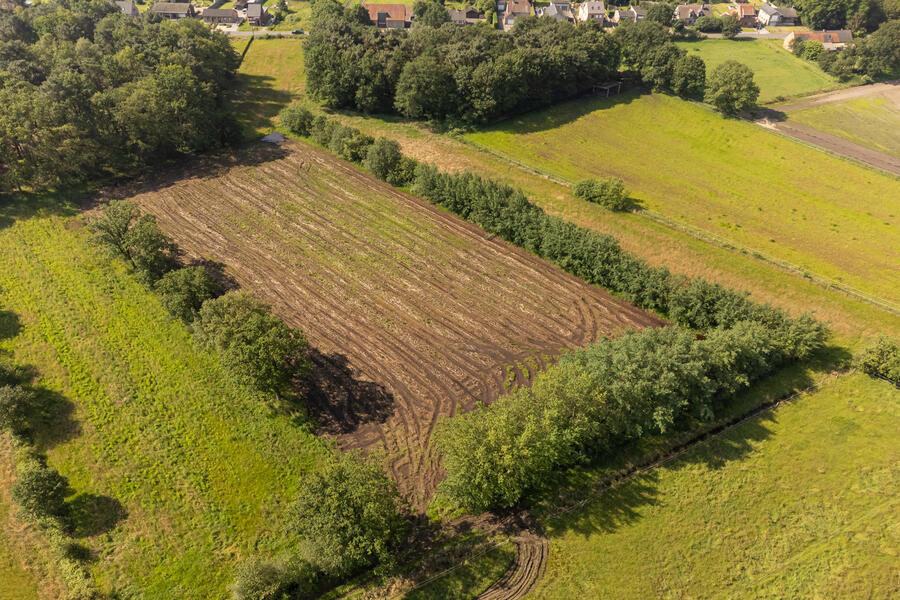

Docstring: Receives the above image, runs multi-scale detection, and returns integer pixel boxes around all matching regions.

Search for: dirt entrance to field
[107,140,665,505]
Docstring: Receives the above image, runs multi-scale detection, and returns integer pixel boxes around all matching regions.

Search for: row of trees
[0,0,240,193]
[435,321,813,511]
[789,0,898,31]
[88,200,310,397]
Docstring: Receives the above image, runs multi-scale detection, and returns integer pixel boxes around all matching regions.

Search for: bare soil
[107,140,665,504]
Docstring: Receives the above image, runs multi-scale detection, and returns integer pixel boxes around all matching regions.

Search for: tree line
[0,0,240,193]
[304,0,762,122]
[281,106,829,512]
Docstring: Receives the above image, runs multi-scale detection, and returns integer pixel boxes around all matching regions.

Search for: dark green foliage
[641,43,687,92]
[279,104,315,137]
[89,200,177,282]
[720,14,741,38]
[646,3,675,25]
[155,266,223,323]
[856,337,900,384]
[412,0,451,27]
[434,362,607,512]
[328,125,375,163]
[291,451,408,577]
[794,39,825,61]
[309,115,339,147]
[0,0,240,193]
[12,459,70,519]
[195,292,311,394]
[705,60,760,115]
[305,13,620,123]
[365,137,402,182]
[0,385,31,435]
[672,53,707,99]
[694,15,722,32]
[230,557,320,600]
[573,177,630,211]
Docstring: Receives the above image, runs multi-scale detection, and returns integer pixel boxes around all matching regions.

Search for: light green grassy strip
[0,494,41,600]
[533,373,900,599]
[403,543,517,599]
[0,205,329,599]
[787,95,900,160]
[676,38,839,102]
[464,92,900,306]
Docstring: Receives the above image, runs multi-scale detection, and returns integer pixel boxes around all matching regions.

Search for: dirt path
[477,532,549,600]
[110,141,665,506]
[758,118,900,175]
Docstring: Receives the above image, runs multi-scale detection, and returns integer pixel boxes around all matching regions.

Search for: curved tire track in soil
[478,532,549,600]
[111,140,665,506]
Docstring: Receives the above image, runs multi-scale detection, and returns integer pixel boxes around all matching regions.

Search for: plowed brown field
[109,140,665,504]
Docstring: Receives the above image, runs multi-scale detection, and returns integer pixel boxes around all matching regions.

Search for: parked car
[292,29,305,34]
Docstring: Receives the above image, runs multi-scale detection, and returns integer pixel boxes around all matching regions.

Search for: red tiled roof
[363,3,410,22]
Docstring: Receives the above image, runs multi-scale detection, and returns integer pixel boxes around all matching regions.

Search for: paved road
[703,31,790,39]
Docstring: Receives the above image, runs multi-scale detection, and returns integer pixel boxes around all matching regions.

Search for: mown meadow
[532,373,900,598]
[675,38,839,102]
[0,199,329,598]
[786,94,900,160]
[464,92,900,307]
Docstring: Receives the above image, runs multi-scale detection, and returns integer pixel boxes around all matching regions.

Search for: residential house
[363,3,411,28]
[234,0,248,9]
[114,1,139,16]
[247,2,268,25]
[728,3,756,27]
[202,7,240,23]
[673,4,712,25]
[758,4,798,26]
[613,5,644,24]
[503,0,531,30]
[537,0,574,23]
[448,6,484,25]
[576,0,606,24]
[151,2,196,19]
[783,29,852,50]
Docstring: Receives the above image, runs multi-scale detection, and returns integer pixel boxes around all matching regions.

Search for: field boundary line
[455,136,900,317]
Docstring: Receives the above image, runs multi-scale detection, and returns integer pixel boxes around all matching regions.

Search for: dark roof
[152,2,193,13]
[247,3,266,17]
[115,1,137,14]
[203,8,237,17]
[778,6,798,17]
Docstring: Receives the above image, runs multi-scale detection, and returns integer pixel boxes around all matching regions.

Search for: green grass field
[787,95,900,160]
[233,38,306,138]
[676,38,839,102]
[0,200,329,599]
[464,92,900,307]
[0,488,41,600]
[532,373,900,598]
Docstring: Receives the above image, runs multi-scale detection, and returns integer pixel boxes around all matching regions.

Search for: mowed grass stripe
[0,207,328,599]
[532,373,900,599]
[787,94,900,160]
[464,93,900,306]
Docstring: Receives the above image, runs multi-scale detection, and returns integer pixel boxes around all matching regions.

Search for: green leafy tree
[705,60,760,115]
[365,137,403,181]
[573,177,631,211]
[413,0,451,27]
[291,452,408,576]
[395,52,459,120]
[89,200,177,282]
[12,460,70,519]
[155,267,222,323]
[646,3,674,25]
[720,14,741,38]
[672,53,707,99]
[693,15,721,32]
[640,43,685,91]
[803,0,850,30]
[855,337,900,384]
[230,557,318,600]
[0,385,31,434]
[195,292,311,394]
[279,104,315,137]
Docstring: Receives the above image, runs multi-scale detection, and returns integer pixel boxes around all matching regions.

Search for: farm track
[477,532,548,600]
[111,141,665,504]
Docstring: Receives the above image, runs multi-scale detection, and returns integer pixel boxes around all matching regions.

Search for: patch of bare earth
[107,140,665,506]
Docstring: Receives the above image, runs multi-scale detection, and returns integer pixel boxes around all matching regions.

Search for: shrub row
[856,337,900,385]
[89,200,310,396]
[435,322,814,511]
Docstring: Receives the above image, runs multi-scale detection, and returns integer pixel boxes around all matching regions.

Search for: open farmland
[112,140,666,503]
[780,84,900,161]
[0,201,329,599]
[464,92,900,308]
[531,373,900,599]
[675,38,839,102]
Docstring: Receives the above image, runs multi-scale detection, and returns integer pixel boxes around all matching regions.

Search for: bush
[279,104,315,137]
[310,116,338,146]
[365,137,403,181]
[720,14,741,38]
[328,125,374,163]
[856,337,900,384]
[0,385,31,434]
[694,15,721,32]
[705,60,760,115]
[291,451,408,577]
[573,177,631,211]
[155,266,223,323]
[12,459,70,520]
[231,557,319,600]
[89,200,177,283]
[195,292,311,394]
